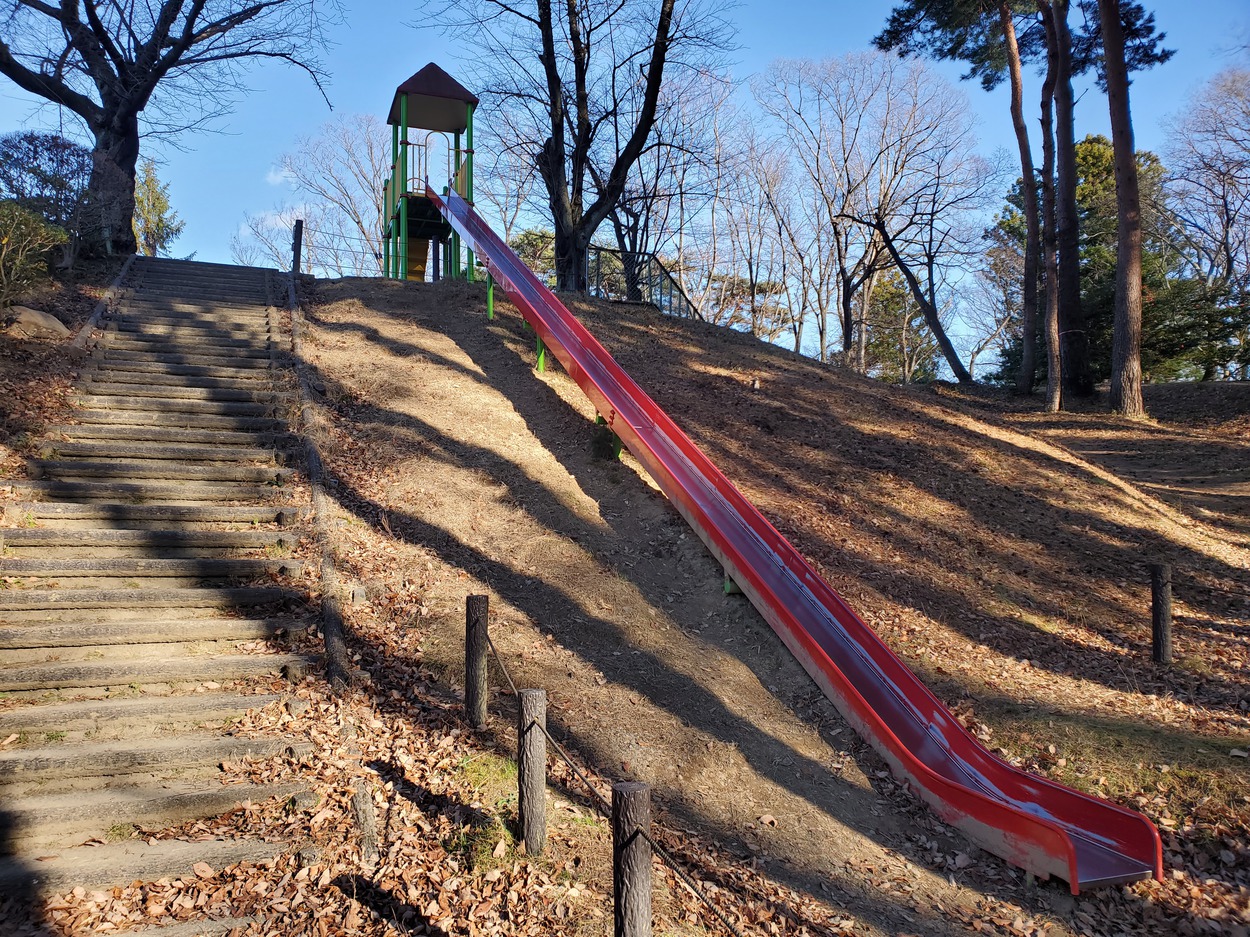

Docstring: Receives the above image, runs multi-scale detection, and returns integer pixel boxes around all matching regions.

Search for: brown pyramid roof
[387,63,479,131]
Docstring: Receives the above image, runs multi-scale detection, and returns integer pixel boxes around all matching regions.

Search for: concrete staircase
[0,257,320,897]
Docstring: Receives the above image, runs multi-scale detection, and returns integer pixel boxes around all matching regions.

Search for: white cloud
[265,166,296,187]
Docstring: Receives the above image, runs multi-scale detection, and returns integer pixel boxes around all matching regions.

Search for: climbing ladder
[0,256,318,897]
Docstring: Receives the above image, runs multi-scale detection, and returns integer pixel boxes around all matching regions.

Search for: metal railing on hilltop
[588,246,701,321]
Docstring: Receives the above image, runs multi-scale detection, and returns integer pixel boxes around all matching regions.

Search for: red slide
[428,185,1163,894]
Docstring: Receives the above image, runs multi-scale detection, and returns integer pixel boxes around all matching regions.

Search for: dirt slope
[302,277,1249,937]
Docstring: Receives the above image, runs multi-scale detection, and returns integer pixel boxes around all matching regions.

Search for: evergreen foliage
[132,160,185,258]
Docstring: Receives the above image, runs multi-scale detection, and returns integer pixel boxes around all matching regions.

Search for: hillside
[294,276,1248,937]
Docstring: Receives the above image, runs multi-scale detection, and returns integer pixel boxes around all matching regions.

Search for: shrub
[0,201,68,308]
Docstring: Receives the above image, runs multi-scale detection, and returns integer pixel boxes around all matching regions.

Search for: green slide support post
[465,103,476,282]
[452,130,462,279]
[399,94,409,280]
[594,415,623,461]
[391,121,400,279]
[487,273,494,321]
[536,336,546,372]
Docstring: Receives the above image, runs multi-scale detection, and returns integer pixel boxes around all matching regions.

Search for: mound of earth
[301,276,1248,937]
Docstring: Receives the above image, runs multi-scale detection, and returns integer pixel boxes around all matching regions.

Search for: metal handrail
[588,246,701,321]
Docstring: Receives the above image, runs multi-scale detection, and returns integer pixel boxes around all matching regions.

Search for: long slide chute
[427,184,1162,894]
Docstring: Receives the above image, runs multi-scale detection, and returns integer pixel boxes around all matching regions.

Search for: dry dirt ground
[293,277,1248,937]
[1,270,1245,937]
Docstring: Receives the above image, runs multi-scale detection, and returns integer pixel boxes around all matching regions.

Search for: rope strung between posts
[637,827,747,937]
[487,634,609,816]
[484,635,749,937]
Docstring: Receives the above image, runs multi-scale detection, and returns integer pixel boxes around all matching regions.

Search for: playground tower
[383,64,478,281]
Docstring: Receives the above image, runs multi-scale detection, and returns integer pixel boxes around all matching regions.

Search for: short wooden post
[465,594,489,728]
[1150,563,1173,664]
[517,689,547,855]
[291,219,304,277]
[612,782,652,937]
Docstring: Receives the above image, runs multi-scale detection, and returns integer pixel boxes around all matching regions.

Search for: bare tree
[875,2,1044,393]
[232,203,372,278]
[754,56,893,368]
[434,0,733,291]
[964,225,1025,379]
[0,1,337,255]
[1165,69,1250,304]
[275,113,388,276]
[477,137,541,245]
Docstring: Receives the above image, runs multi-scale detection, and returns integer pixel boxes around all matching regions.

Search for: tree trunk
[1039,2,1063,413]
[1098,0,1146,418]
[1001,4,1041,395]
[1052,0,1095,399]
[87,115,140,256]
[553,226,590,291]
[877,223,973,384]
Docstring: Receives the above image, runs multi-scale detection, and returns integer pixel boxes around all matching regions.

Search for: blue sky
[0,1,1247,264]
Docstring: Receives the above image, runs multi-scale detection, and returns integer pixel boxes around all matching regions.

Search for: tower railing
[588,246,701,321]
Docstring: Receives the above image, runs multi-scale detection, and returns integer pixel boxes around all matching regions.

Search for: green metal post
[487,273,495,320]
[536,336,546,372]
[465,104,476,282]
[382,178,391,278]
[452,130,462,278]
[595,415,623,460]
[399,94,409,280]
[390,122,399,279]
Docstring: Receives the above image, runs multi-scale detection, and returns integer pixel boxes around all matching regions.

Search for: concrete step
[108,319,272,337]
[92,356,275,376]
[81,370,281,393]
[32,458,291,484]
[0,557,300,578]
[0,652,312,693]
[0,587,299,611]
[0,692,283,735]
[3,502,300,526]
[0,616,307,649]
[103,332,270,353]
[11,479,292,505]
[75,382,286,404]
[0,836,288,898]
[123,293,269,309]
[120,289,269,305]
[128,292,269,306]
[94,348,274,368]
[0,528,289,549]
[5,780,310,850]
[99,337,271,359]
[0,732,311,781]
[43,425,290,448]
[39,442,280,464]
[59,409,284,431]
[69,395,281,417]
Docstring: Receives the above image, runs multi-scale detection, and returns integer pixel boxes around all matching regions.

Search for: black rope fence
[476,600,749,937]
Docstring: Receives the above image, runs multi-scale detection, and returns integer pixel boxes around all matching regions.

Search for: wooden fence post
[518,689,547,855]
[1150,563,1173,664]
[292,219,304,277]
[613,782,652,937]
[465,595,489,727]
